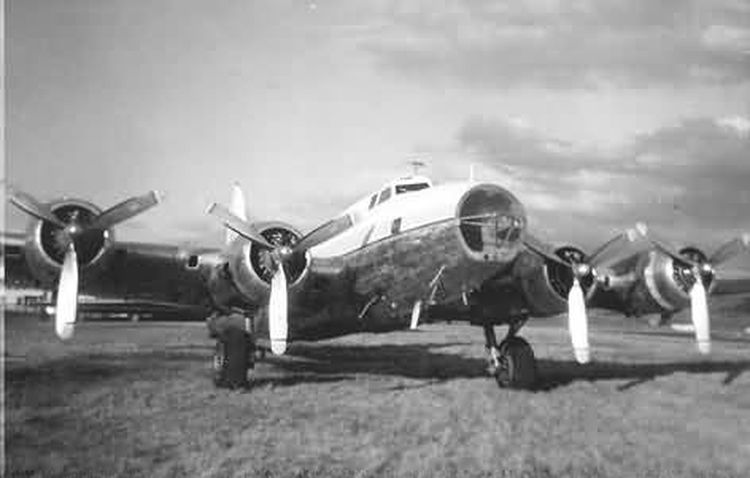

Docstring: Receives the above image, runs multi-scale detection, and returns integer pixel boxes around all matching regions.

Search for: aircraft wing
[711,273,750,295]
[510,227,750,320]
[2,232,219,316]
[93,241,219,309]
[15,297,210,321]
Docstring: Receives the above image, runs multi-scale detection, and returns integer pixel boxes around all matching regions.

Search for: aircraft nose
[457,183,526,262]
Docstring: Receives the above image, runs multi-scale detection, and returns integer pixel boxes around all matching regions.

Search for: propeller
[206,203,275,249]
[567,278,589,363]
[207,186,311,356]
[587,226,646,271]
[8,188,161,340]
[689,273,710,354]
[88,191,161,230]
[634,224,750,355]
[709,233,750,267]
[226,182,248,245]
[269,265,288,354]
[55,244,78,340]
[8,186,67,227]
[524,228,644,364]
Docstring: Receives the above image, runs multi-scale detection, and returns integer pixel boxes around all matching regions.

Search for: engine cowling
[514,245,594,317]
[209,221,310,308]
[23,199,115,286]
[628,246,715,316]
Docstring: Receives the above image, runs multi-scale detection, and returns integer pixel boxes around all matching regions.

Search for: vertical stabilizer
[226,182,248,245]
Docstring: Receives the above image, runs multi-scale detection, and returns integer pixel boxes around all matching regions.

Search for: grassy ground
[5,298,750,478]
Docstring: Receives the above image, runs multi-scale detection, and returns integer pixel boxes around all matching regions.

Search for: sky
[5,0,750,259]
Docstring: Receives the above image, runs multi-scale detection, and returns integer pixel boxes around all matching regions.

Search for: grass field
[5,297,750,478]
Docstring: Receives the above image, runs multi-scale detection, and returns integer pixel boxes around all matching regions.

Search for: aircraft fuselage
[251,181,528,341]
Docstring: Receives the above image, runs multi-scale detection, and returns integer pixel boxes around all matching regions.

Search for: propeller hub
[574,263,591,278]
[269,246,294,268]
[39,203,106,266]
[248,225,308,284]
[672,246,715,293]
[277,246,294,261]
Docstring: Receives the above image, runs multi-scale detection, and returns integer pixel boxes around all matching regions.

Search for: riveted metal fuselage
[251,181,527,341]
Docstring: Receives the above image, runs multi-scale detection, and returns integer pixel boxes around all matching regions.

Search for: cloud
[359,0,750,88]
[717,115,750,135]
[457,114,750,247]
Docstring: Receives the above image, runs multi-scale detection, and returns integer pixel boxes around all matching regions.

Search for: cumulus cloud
[457,114,750,247]
[359,0,750,88]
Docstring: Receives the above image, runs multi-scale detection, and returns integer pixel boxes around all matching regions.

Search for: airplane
[3,173,749,389]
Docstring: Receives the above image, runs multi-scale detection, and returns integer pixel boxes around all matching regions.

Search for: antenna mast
[407,158,426,176]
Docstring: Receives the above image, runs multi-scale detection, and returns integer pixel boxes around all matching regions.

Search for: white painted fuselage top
[343,175,433,225]
[309,177,477,259]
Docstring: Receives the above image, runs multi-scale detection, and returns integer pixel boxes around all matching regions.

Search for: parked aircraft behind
[4,174,749,389]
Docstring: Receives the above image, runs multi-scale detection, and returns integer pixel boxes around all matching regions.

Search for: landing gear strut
[483,318,537,389]
[207,310,255,389]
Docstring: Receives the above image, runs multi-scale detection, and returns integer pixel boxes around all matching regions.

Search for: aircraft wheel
[494,336,537,390]
[212,325,251,389]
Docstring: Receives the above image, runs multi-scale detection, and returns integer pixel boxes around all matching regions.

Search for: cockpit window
[368,194,378,209]
[395,183,430,194]
[377,187,392,204]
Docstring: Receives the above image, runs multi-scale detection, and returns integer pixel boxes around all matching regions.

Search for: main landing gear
[483,318,537,389]
[207,311,255,389]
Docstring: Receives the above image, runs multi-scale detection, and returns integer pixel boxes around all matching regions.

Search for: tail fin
[226,182,247,245]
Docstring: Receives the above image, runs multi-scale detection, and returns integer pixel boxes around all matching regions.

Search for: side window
[378,187,392,204]
[391,217,402,235]
[368,194,378,209]
[186,254,200,269]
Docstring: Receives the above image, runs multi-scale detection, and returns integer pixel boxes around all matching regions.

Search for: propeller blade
[7,187,66,227]
[269,265,288,355]
[55,244,79,340]
[709,234,750,267]
[226,183,248,245]
[291,230,324,255]
[635,223,700,268]
[89,191,161,230]
[690,276,711,354]
[567,278,590,364]
[206,202,274,249]
[523,234,570,268]
[588,227,644,269]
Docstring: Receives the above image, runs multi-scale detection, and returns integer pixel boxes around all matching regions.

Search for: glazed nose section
[457,184,526,262]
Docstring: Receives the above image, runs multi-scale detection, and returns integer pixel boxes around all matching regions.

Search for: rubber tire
[494,336,537,390]
[213,326,251,389]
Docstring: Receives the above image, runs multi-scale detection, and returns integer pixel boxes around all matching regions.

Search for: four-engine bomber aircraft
[3,174,749,389]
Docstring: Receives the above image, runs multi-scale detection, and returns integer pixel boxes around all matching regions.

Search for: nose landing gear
[483,319,537,389]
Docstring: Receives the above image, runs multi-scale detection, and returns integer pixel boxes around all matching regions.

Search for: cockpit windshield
[344,176,432,221]
[395,183,430,194]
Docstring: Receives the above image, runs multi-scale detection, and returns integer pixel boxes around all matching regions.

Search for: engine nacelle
[208,221,310,308]
[23,199,115,286]
[514,245,593,317]
[624,247,715,316]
